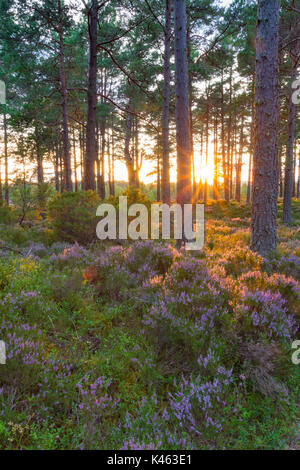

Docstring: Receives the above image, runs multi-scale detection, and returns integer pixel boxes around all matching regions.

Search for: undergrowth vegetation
[0,199,299,449]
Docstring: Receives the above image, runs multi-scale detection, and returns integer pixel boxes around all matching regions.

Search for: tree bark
[174,0,191,211]
[161,0,171,204]
[58,0,72,191]
[235,114,244,202]
[3,113,8,204]
[221,73,229,201]
[85,0,98,191]
[283,34,298,224]
[251,0,280,254]
[124,83,136,186]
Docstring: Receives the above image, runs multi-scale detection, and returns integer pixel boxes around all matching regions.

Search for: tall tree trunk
[134,118,140,188]
[157,155,161,201]
[297,148,300,198]
[174,0,191,208]
[162,0,171,204]
[251,0,280,254]
[187,19,196,203]
[283,35,298,224]
[221,73,229,201]
[227,68,233,199]
[198,123,204,200]
[58,0,72,191]
[55,140,60,192]
[73,128,78,192]
[124,84,136,186]
[79,126,84,189]
[3,113,8,204]
[110,128,115,196]
[85,0,98,191]
[213,114,218,200]
[0,153,2,204]
[235,114,244,202]
[247,96,255,204]
[204,90,209,204]
[36,143,44,186]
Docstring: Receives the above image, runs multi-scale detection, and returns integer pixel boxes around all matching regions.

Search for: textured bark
[174,0,191,208]
[187,20,196,203]
[251,0,280,254]
[85,0,98,191]
[58,0,72,191]
[283,36,298,224]
[162,0,171,204]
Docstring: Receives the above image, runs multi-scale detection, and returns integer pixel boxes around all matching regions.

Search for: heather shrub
[269,253,300,280]
[93,242,177,300]
[219,247,264,276]
[239,271,300,319]
[142,257,233,361]
[234,287,297,341]
[48,191,100,245]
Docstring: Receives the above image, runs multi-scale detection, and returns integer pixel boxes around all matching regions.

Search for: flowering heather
[0,206,299,450]
[49,242,89,266]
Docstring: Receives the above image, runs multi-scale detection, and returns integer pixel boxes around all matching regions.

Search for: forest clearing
[0,0,300,453]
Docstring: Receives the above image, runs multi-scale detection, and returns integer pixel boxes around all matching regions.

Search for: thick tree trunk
[251,0,280,254]
[85,0,98,191]
[283,36,298,224]
[161,0,171,204]
[58,0,72,191]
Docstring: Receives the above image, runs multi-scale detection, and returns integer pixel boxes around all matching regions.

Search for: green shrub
[0,205,16,225]
[48,191,100,245]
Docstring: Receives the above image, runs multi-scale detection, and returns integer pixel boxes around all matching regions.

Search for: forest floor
[0,199,299,450]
